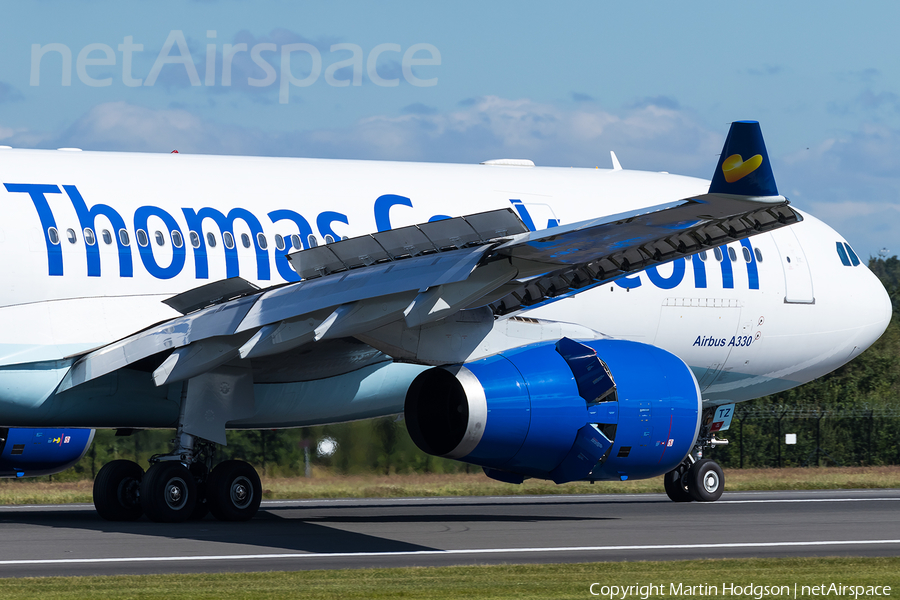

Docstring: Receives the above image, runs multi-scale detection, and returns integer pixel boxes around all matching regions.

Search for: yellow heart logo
[721,153,763,183]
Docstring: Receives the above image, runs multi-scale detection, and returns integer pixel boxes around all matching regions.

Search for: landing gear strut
[663,407,728,503]
[92,430,262,523]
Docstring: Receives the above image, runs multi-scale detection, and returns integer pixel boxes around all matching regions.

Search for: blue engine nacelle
[405,338,700,483]
[0,428,95,478]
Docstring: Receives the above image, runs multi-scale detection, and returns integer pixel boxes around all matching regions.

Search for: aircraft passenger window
[223,232,235,249]
[324,234,335,244]
[154,231,165,246]
[713,247,723,262]
[836,242,850,266]
[102,229,112,245]
[742,247,752,262]
[275,234,285,251]
[84,228,96,246]
[307,234,318,248]
[66,228,77,244]
[171,231,183,248]
[206,232,217,248]
[136,229,148,247]
[119,229,130,246]
[257,233,268,250]
[189,231,200,248]
[698,251,707,261]
[728,247,737,262]
[754,248,763,263]
[844,243,861,266]
[241,233,251,248]
[291,234,302,250]
[47,227,60,245]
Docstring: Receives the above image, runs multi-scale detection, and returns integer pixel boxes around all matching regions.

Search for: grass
[0,557,898,599]
[1,465,899,505]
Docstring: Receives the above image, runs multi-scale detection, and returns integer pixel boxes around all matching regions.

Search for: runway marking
[718,498,900,504]
[1,540,899,566]
[261,495,900,507]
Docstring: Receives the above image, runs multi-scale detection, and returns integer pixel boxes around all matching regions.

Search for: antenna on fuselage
[610,151,623,171]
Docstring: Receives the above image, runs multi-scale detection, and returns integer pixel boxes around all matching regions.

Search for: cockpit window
[844,243,860,266]
[836,242,851,266]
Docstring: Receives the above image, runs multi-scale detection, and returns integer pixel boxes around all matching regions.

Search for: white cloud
[54,101,263,153]
[7,96,722,176]
[286,96,722,175]
[777,123,900,258]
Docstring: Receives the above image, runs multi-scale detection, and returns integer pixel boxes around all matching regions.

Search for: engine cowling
[0,428,95,478]
[405,338,700,483]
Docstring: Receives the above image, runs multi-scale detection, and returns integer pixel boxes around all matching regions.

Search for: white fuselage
[0,147,890,427]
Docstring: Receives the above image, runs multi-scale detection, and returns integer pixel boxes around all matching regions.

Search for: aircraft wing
[59,120,797,393]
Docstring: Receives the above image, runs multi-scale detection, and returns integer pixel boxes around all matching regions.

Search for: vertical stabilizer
[708,121,778,197]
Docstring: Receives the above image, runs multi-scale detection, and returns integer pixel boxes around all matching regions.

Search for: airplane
[0,121,889,521]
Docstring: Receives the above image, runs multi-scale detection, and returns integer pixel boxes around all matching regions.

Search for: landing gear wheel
[93,460,144,521]
[663,466,693,502]
[687,459,724,502]
[207,460,262,522]
[140,461,197,523]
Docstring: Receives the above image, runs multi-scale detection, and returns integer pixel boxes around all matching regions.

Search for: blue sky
[1,1,899,258]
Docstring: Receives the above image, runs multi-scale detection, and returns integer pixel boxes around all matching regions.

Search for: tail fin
[708,121,778,197]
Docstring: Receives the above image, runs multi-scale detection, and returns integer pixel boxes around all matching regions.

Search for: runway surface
[0,489,898,577]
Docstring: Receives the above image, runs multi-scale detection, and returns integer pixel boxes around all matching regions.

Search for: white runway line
[717,497,900,504]
[1,539,899,566]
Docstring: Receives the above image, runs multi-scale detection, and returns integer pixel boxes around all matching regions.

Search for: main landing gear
[92,432,262,523]
[663,407,728,503]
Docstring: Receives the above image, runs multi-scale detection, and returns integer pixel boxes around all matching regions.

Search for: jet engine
[0,428,95,478]
[405,338,700,483]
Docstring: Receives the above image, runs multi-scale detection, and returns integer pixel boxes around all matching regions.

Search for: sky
[1,1,899,259]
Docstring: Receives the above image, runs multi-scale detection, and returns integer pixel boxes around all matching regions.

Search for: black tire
[140,461,197,523]
[663,467,693,502]
[93,460,144,521]
[687,459,724,502]
[207,460,262,522]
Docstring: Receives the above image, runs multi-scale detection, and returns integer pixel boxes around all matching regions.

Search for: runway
[0,489,898,577]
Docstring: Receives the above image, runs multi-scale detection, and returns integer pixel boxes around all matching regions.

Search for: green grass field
[0,558,897,599]
[2,465,899,505]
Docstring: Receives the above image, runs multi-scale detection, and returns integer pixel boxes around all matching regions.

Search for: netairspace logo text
[30,30,441,103]
[588,582,892,599]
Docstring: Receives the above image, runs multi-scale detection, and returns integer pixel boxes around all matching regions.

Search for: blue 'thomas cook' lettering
[5,183,373,282]
[4,183,766,290]
[182,207,270,280]
[616,244,761,292]
[135,205,185,279]
[4,183,64,276]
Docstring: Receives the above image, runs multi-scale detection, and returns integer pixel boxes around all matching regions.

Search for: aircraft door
[655,298,742,392]
[774,228,814,304]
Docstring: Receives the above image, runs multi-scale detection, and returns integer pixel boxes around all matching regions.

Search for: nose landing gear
[664,458,725,502]
[663,405,728,503]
